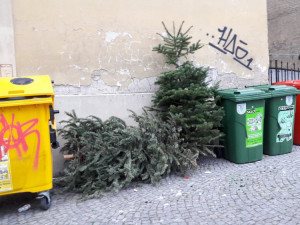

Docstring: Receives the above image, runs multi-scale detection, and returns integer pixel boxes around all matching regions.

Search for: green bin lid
[217,88,271,103]
[250,85,300,97]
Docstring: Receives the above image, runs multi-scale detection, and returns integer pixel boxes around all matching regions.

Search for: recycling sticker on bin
[246,107,264,148]
[0,146,13,192]
[277,105,294,142]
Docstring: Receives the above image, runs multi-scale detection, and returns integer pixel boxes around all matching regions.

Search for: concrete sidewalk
[1,146,300,225]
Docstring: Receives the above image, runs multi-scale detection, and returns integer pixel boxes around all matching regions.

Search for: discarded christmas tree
[153,21,224,155]
[55,22,224,197]
[56,109,196,196]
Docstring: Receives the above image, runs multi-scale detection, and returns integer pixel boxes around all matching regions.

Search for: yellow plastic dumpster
[0,75,59,210]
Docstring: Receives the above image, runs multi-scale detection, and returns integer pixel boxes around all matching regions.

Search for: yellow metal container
[0,75,58,210]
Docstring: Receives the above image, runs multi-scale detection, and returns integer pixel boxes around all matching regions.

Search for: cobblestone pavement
[1,146,300,225]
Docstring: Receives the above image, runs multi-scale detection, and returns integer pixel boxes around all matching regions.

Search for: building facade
[267,0,300,68]
[2,0,269,174]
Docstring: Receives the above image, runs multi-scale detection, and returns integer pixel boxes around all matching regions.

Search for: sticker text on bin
[246,107,264,148]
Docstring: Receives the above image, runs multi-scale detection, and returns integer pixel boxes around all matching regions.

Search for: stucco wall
[0,0,16,77]
[12,0,269,175]
[13,0,269,89]
[267,0,300,67]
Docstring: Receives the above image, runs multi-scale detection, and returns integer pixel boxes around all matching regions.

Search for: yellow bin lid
[0,75,54,99]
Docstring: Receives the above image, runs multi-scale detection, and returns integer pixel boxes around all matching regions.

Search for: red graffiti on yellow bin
[0,114,40,169]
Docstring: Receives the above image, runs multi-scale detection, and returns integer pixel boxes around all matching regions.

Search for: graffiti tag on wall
[208,26,253,70]
[0,114,40,169]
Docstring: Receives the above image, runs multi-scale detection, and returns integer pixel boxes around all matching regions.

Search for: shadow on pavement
[0,192,39,214]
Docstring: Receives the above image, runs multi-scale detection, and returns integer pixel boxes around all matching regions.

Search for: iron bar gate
[269,60,300,84]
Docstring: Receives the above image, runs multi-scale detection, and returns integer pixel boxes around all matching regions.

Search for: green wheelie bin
[217,88,271,163]
[247,85,299,155]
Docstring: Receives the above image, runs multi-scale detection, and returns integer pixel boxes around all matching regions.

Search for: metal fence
[269,60,300,84]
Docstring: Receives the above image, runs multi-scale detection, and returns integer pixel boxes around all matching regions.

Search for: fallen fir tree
[55,110,198,196]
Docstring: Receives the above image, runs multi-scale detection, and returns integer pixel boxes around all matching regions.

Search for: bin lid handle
[8,90,24,94]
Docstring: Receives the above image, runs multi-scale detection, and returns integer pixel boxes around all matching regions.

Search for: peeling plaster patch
[69,64,82,70]
[53,67,265,95]
[54,85,81,95]
[68,65,89,72]
[127,77,159,93]
[118,69,131,76]
[105,32,133,43]
[105,32,121,42]
[206,67,267,89]
[148,34,159,40]
[122,32,133,38]
[53,69,159,95]
[216,72,253,88]
[161,32,168,38]
[219,59,229,71]
[206,68,218,84]
[73,27,83,31]
[256,64,268,73]
[244,74,252,79]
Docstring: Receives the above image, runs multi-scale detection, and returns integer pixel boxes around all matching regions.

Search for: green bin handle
[245,84,269,88]
[218,88,238,91]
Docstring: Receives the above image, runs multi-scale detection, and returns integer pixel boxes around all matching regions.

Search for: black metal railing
[269,60,300,84]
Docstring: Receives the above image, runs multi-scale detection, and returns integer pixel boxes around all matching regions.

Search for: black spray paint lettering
[208,26,253,70]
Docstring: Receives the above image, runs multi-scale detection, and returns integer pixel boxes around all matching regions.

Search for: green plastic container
[217,88,271,163]
[248,85,299,155]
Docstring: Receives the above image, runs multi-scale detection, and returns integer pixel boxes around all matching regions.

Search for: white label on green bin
[246,107,264,148]
[286,96,293,106]
[277,105,294,143]
[237,103,246,115]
